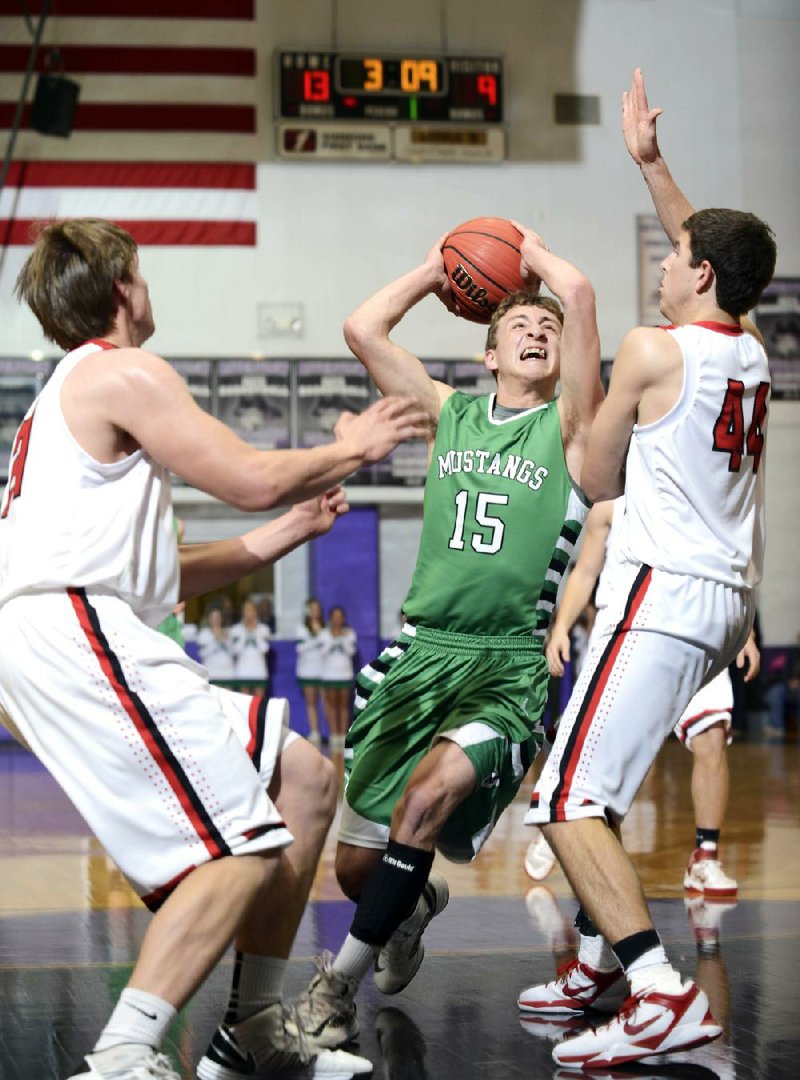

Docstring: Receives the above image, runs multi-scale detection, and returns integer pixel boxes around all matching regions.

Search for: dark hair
[304,597,323,634]
[684,209,776,317]
[485,291,564,350]
[14,218,138,351]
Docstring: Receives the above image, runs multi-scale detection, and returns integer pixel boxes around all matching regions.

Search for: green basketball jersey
[402,391,588,638]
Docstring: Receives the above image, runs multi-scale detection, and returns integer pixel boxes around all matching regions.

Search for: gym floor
[1,737,798,1079]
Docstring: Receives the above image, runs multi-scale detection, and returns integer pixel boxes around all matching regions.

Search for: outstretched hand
[622,67,663,166]
[334,396,433,464]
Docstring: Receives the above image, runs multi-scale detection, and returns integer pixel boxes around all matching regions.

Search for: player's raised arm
[343,237,456,439]
[74,348,430,510]
[513,224,604,474]
[622,67,694,244]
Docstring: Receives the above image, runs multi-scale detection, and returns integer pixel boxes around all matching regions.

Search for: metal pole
[0,0,53,196]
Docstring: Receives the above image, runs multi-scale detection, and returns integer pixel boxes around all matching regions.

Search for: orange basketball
[442,217,528,324]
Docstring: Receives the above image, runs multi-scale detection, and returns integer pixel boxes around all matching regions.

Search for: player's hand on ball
[425,234,462,317]
[510,220,547,290]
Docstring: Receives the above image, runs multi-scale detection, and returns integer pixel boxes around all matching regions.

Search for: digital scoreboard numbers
[277,51,503,124]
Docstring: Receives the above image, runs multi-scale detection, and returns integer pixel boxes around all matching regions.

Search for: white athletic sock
[226,952,287,1023]
[626,947,685,997]
[93,988,176,1051]
[577,931,620,972]
[332,933,379,982]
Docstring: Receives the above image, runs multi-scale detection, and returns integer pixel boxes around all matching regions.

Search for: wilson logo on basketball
[450,264,497,315]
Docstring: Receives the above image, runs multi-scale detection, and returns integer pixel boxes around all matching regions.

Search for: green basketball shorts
[339,622,547,862]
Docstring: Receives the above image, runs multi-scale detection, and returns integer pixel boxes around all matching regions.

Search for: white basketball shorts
[0,589,295,908]
[526,562,752,826]
[674,669,734,749]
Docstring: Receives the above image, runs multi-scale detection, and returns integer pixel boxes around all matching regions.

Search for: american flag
[0,0,258,247]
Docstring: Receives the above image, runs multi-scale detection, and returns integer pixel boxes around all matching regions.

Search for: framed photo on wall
[215,359,291,449]
[0,358,50,481]
[296,358,371,482]
[370,361,449,486]
[755,278,800,400]
[637,214,671,327]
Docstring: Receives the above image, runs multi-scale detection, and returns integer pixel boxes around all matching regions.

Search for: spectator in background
[295,597,328,749]
[231,597,271,693]
[320,605,357,756]
[764,634,800,739]
[197,605,236,684]
[258,594,277,634]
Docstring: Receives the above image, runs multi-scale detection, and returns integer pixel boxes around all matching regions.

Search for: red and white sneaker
[552,980,722,1068]
[684,848,738,899]
[518,958,623,1014]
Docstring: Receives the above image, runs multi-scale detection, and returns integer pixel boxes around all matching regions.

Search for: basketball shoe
[374,872,449,994]
[551,980,722,1068]
[518,957,623,1014]
[684,847,738,898]
[196,1000,372,1079]
[68,1045,180,1079]
[524,831,557,881]
[292,951,360,1049]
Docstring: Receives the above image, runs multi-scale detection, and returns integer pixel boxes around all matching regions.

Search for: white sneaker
[518,957,623,1014]
[374,872,449,994]
[524,831,557,881]
[293,951,360,1048]
[196,1000,372,1078]
[307,730,322,749]
[68,1045,180,1079]
[684,847,738,898]
[551,980,722,1068]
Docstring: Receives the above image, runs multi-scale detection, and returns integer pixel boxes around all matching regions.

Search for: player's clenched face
[484,304,562,387]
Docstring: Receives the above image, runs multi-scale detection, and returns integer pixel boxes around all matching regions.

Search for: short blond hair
[485,291,564,351]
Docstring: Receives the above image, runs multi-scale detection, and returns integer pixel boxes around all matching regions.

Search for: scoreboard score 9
[277,51,503,124]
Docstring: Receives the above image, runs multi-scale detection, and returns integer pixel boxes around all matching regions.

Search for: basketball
[442,217,531,324]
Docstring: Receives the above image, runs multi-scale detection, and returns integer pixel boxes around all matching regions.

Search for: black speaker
[30,73,80,138]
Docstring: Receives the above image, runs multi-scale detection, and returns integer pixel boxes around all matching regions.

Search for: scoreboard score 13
[277,51,503,124]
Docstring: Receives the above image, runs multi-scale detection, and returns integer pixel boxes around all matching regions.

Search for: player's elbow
[226,458,285,513]
[561,276,596,313]
[343,313,372,356]
[581,473,622,505]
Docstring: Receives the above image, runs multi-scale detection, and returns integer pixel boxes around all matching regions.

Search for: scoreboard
[277,51,503,125]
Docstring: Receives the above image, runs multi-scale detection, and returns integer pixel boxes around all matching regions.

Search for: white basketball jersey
[0,340,179,626]
[617,323,769,588]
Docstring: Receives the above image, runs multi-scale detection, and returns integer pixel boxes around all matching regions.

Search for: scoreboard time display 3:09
[277,51,503,123]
